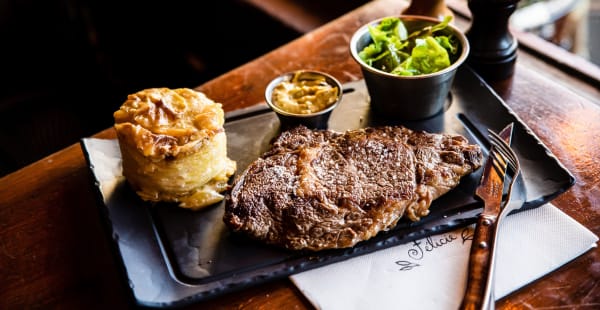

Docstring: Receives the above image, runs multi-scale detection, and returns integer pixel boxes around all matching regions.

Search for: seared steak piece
[223,125,483,251]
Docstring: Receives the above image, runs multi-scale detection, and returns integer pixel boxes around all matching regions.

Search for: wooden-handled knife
[459,123,514,310]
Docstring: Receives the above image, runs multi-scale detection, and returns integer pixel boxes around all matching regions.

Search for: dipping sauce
[271,72,339,114]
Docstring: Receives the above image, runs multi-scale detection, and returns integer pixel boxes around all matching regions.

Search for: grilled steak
[223,125,483,251]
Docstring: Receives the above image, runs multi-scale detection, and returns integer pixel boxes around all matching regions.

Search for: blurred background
[0,0,598,177]
[513,0,599,62]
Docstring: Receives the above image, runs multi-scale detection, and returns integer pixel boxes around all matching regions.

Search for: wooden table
[1,0,599,309]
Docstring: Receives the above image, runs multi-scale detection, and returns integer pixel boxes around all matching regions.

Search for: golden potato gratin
[113,87,237,210]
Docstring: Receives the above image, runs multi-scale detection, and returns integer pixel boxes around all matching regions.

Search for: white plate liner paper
[290,204,598,310]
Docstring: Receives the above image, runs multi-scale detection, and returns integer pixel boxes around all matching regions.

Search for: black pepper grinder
[466,0,521,81]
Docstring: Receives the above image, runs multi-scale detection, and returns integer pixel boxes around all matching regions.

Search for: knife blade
[459,123,514,310]
[477,123,513,217]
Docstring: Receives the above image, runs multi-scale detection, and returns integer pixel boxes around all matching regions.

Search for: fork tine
[487,129,513,160]
[487,129,519,173]
[491,138,517,167]
[488,131,521,211]
[491,141,516,171]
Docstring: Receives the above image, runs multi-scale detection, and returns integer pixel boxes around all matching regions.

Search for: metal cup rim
[349,15,470,79]
[264,70,343,118]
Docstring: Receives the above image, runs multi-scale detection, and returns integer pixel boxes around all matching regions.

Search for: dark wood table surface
[1,0,599,309]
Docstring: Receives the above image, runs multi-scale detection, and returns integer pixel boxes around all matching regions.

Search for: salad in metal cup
[358,16,459,76]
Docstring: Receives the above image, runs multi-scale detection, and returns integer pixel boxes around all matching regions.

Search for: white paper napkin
[290,204,598,310]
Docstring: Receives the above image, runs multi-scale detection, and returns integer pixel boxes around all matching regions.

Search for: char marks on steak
[223,125,483,251]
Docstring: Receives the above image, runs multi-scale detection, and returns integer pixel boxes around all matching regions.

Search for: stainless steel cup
[265,70,343,130]
[350,15,470,121]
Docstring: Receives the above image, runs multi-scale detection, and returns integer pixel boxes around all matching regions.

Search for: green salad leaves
[358,16,459,76]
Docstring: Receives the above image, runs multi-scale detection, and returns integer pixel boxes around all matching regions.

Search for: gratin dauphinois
[114,87,236,210]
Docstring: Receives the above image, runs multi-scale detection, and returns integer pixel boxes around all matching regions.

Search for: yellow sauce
[271,72,339,114]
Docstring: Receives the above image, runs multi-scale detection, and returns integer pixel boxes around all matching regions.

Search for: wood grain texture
[459,215,498,310]
[1,0,599,309]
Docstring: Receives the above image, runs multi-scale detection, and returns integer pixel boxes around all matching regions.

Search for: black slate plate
[81,66,574,308]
